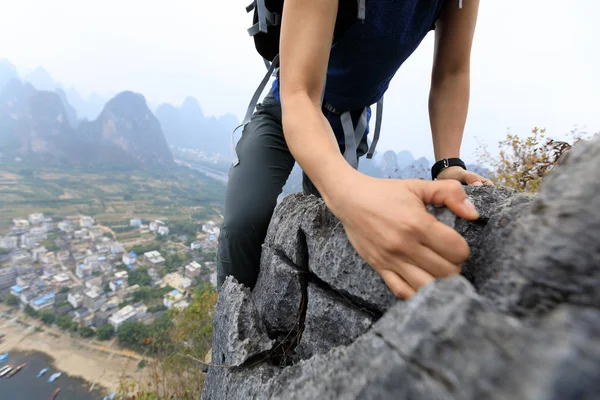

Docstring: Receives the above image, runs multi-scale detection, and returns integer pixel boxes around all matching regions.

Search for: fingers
[380,270,415,299]
[409,241,464,276]
[389,259,435,291]
[380,246,463,299]
[468,176,494,186]
[413,180,480,220]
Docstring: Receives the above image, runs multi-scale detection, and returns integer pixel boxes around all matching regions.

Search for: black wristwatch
[431,158,466,180]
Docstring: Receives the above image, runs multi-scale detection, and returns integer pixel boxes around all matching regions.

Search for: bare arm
[279,0,359,206]
[278,0,480,299]
[429,0,480,161]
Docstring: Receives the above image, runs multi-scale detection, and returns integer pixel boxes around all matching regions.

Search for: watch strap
[431,158,466,180]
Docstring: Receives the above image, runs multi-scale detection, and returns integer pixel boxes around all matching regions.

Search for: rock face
[203,138,600,399]
[0,59,19,93]
[0,82,173,165]
[155,96,239,156]
[211,276,274,367]
[78,91,174,165]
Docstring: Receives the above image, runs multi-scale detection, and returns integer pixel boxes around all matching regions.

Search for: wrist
[318,161,364,216]
[431,157,466,180]
[436,165,466,180]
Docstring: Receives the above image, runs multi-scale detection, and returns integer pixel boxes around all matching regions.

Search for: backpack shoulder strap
[358,0,366,20]
[341,108,368,169]
[247,0,281,37]
[231,55,280,166]
[367,97,383,159]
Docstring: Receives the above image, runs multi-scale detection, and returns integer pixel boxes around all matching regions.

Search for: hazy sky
[0,0,598,162]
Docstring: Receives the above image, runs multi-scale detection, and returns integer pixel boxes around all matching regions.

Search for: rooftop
[85,288,103,299]
[53,273,70,282]
[33,293,55,306]
[187,261,202,270]
[10,285,23,293]
[75,307,91,318]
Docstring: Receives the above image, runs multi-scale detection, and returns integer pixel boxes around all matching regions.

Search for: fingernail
[463,198,479,217]
[472,181,483,186]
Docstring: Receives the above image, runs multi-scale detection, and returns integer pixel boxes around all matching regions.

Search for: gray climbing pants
[216,91,367,290]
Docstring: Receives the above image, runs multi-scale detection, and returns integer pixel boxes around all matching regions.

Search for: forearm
[277,0,355,208]
[281,92,358,206]
[428,71,470,161]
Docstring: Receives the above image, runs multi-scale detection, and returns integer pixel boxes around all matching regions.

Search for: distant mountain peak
[181,96,204,116]
[0,79,36,104]
[0,84,172,167]
[0,59,19,93]
[156,102,177,113]
[88,92,108,103]
[82,90,173,165]
[28,66,51,77]
[156,97,238,157]
[0,58,16,68]
[23,66,61,92]
[106,90,148,110]
[65,87,106,121]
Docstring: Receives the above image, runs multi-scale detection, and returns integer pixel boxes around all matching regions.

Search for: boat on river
[37,367,49,377]
[7,362,26,377]
[0,365,12,377]
[48,371,62,383]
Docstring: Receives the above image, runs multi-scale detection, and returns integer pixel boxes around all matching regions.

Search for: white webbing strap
[231,54,280,166]
[247,0,281,36]
[357,0,366,20]
[367,97,383,159]
[341,108,368,169]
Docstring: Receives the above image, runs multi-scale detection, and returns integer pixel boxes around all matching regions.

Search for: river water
[1,351,106,400]
[183,161,229,184]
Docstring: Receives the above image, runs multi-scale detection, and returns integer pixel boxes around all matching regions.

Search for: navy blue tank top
[271,0,446,144]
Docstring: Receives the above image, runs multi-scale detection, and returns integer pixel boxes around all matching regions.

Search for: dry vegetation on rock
[477,126,595,193]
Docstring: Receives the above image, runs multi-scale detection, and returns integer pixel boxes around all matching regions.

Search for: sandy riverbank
[0,309,148,394]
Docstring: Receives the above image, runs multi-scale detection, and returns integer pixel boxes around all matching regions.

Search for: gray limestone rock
[459,193,533,288]
[202,362,280,400]
[265,192,397,314]
[210,276,274,367]
[426,204,458,228]
[464,185,524,220]
[204,138,600,400]
[205,278,600,400]
[478,138,600,316]
[301,205,397,314]
[296,283,374,359]
[263,193,316,267]
[253,246,305,338]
